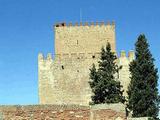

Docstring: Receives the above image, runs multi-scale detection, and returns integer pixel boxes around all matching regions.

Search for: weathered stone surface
[38,22,134,105]
[127,117,151,120]
[90,103,126,120]
[118,50,135,97]
[0,104,127,120]
[55,22,116,54]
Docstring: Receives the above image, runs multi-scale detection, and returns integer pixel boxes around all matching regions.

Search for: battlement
[54,21,115,27]
[38,21,134,107]
[55,21,116,54]
[38,51,135,62]
[119,50,135,61]
[38,52,101,61]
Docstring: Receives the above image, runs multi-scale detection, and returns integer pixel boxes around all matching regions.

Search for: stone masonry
[38,22,135,105]
[0,104,126,120]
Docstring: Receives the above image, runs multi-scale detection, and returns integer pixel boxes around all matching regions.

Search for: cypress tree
[89,43,125,104]
[127,34,159,119]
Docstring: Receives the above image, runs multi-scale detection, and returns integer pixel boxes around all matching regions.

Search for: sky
[0,0,160,105]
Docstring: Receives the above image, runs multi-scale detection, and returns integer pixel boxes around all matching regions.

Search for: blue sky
[0,0,160,104]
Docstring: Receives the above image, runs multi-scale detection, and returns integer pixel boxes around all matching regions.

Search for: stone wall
[0,104,126,120]
[38,21,135,105]
[127,117,151,120]
[90,103,126,120]
[54,22,116,54]
[38,50,134,105]
[38,52,99,105]
[118,50,135,96]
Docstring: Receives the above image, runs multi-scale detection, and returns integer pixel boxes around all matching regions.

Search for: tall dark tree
[89,43,125,104]
[127,34,159,119]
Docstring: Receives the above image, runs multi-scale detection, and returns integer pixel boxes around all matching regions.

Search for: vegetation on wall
[89,43,125,104]
[127,34,160,119]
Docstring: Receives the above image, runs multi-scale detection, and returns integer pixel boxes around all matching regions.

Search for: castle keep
[0,22,151,120]
[38,22,134,105]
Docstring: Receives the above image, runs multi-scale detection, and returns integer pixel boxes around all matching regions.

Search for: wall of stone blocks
[0,104,126,120]
[54,22,116,54]
[38,21,135,105]
[38,52,101,105]
[90,103,126,120]
[38,51,134,105]
[117,50,135,97]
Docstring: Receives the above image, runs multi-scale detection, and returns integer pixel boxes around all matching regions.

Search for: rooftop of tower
[54,21,115,27]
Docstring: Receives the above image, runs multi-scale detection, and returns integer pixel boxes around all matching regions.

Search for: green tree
[89,43,125,104]
[127,34,159,119]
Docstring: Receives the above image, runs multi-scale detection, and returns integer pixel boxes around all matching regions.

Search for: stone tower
[38,22,134,105]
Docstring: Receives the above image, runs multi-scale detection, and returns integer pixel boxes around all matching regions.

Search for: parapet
[128,50,135,61]
[119,50,135,61]
[38,53,44,61]
[39,51,134,62]
[120,50,126,57]
[38,52,101,62]
[47,53,52,60]
[54,21,115,27]
[38,53,53,61]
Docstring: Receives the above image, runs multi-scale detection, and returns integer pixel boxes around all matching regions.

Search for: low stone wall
[127,117,151,120]
[0,103,126,120]
[90,103,126,120]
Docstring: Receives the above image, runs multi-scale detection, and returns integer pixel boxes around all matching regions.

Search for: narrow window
[61,65,64,69]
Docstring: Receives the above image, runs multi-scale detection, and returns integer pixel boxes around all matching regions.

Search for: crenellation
[128,50,135,61]
[39,52,103,62]
[69,22,72,26]
[38,51,133,62]
[54,22,59,27]
[100,21,104,26]
[91,22,94,26]
[119,50,135,60]
[120,50,126,57]
[75,22,79,26]
[47,53,52,60]
[80,22,83,26]
[38,53,44,61]
[39,21,132,105]
[96,21,99,25]
[63,22,66,26]
[55,54,61,60]
[84,22,89,26]
[107,21,110,25]
[118,50,134,97]
[54,21,116,28]
[111,21,115,25]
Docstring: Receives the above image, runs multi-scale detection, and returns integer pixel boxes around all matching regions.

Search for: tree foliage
[89,43,125,104]
[127,34,159,119]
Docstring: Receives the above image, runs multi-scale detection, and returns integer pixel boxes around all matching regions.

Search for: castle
[38,21,135,105]
[0,22,152,120]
